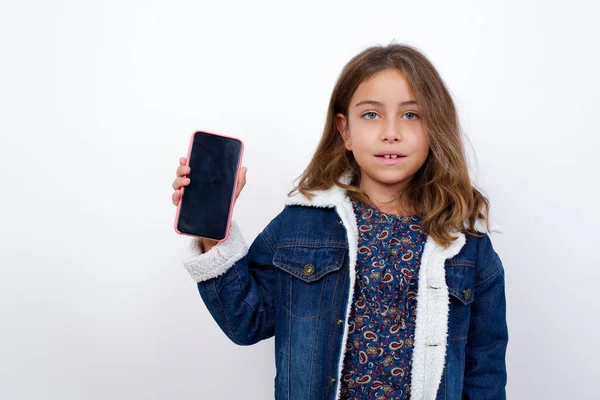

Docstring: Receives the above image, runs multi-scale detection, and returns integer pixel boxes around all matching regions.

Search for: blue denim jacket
[183,172,508,400]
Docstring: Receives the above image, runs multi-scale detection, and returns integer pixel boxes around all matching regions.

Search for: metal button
[390,248,399,256]
[463,288,472,300]
[303,264,315,276]
[329,376,336,385]
[336,318,343,327]
[337,219,343,224]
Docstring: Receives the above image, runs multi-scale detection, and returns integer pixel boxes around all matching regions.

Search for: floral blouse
[339,197,428,400]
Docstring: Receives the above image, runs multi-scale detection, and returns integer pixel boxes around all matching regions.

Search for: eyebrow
[355,100,418,107]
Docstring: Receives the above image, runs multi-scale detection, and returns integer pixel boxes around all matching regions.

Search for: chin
[366,169,412,186]
[380,176,411,186]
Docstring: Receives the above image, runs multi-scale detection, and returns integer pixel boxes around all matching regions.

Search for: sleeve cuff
[182,220,249,282]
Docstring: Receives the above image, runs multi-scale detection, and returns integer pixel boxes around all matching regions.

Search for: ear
[335,113,351,151]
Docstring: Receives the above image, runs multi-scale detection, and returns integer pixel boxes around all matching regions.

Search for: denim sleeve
[182,219,279,346]
[463,234,509,400]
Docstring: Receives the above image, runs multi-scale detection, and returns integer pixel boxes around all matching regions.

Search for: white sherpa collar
[285,169,501,234]
[284,169,500,400]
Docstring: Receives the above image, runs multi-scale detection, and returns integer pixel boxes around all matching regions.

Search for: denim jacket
[183,172,508,400]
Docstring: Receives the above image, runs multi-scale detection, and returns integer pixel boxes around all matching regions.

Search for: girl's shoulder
[449,228,504,285]
[261,204,346,247]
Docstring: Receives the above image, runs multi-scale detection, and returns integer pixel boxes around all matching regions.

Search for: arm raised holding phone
[172,156,248,253]
[171,150,281,347]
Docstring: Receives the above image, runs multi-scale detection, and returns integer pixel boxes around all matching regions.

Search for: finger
[234,167,247,200]
[179,157,186,165]
[239,167,247,186]
[172,190,181,206]
[176,165,190,177]
[236,167,246,188]
[172,177,190,190]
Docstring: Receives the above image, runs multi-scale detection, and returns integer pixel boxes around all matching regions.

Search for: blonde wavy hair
[288,43,491,247]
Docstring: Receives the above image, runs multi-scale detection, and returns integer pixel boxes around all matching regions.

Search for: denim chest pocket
[445,259,476,340]
[272,244,346,319]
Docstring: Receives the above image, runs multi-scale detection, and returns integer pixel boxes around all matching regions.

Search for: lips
[375,153,407,165]
[375,151,406,158]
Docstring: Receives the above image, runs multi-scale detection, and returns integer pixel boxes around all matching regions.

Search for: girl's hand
[172,156,247,251]
[172,157,191,206]
[171,157,248,206]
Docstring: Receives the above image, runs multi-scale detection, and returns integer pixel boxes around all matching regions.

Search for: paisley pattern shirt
[339,197,427,399]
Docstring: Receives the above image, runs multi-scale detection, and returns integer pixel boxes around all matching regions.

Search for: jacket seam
[233,263,276,314]
[277,272,341,320]
[307,304,322,400]
[262,228,277,253]
[277,241,348,248]
[287,297,291,400]
[232,265,258,312]
[445,260,476,267]
[213,275,273,345]
[212,279,245,345]
[474,262,503,287]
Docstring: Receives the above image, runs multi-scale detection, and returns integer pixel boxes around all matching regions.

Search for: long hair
[288,43,492,247]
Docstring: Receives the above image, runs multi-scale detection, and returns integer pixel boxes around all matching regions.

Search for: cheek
[350,133,374,153]
[404,133,429,169]
[418,139,430,158]
[413,131,430,157]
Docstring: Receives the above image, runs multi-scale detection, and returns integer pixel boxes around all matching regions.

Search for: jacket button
[336,318,343,326]
[329,376,336,385]
[303,264,315,276]
[463,288,472,300]
[337,219,343,224]
[390,248,399,256]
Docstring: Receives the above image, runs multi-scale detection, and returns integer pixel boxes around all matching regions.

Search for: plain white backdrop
[1,0,599,399]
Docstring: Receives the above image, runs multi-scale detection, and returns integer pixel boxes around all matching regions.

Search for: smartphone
[174,130,244,242]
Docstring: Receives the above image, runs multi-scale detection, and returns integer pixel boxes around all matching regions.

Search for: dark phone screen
[177,131,242,240]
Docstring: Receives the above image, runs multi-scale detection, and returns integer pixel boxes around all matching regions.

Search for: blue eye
[362,112,379,120]
[362,111,419,120]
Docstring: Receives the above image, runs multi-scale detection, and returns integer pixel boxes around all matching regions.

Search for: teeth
[383,155,398,159]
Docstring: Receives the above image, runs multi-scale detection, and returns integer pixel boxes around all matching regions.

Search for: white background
[1,0,599,399]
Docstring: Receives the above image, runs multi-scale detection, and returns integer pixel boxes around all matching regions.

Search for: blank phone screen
[177,131,242,240]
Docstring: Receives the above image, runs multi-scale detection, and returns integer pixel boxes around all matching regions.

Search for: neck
[358,174,416,216]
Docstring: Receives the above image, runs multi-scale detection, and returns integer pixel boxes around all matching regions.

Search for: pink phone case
[173,130,245,243]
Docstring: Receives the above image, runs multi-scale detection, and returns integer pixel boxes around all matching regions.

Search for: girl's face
[336,68,429,193]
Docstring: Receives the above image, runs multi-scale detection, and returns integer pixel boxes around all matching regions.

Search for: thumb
[240,167,247,183]
[234,167,247,201]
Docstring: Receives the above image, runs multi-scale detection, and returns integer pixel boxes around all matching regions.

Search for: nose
[381,120,402,142]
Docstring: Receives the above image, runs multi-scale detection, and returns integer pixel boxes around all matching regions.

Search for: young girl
[171,44,508,400]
